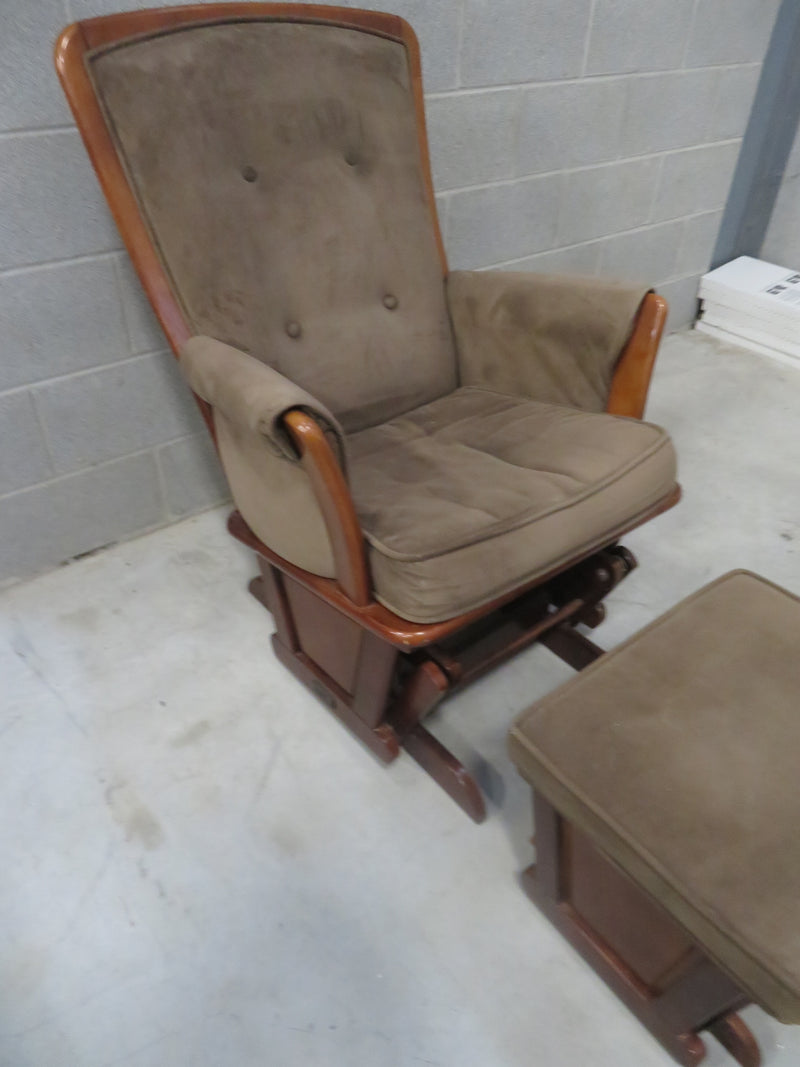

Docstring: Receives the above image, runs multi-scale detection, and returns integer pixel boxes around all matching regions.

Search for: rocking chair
[55,3,679,822]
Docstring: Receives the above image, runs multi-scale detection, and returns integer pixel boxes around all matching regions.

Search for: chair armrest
[179,336,370,605]
[180,335,346,465]
[606,292,667,419]
[283,410,370,606]
[446,270,653,414]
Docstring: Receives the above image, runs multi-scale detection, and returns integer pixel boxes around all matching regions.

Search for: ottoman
[508,571,800,1066]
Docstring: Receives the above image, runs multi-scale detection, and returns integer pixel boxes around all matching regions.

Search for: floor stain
[170,720,211,747]
[59,606,99,630]
[6,947,47,997]
[269,826,304,858]
[105,781,164,850]
[177,549,215,567]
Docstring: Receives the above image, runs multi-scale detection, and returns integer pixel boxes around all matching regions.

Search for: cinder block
[658,275,701,331]
[0,258,130,392]
[69,0,462,91]
[364,0,462,92]
[652,143,741,223]
[345,0,465,92]
[426,91,519,191]
[0,452,164,584]
[517,79,626,175]
[686,0,780,68]
[0,131,120,270]
[706,66,761,143]
[461,0,593,88]
[0,0,72,131]
[676,211,723,277]
[585,0,695,75]
[115,254,168,355]
[493,242,602,276]
[34,353,205,476]
[0,391,52,496]
[596,221,684,286]
[446,174,561,268]
[157,434,229,519]
[620,70,719,157]
[558,157,661,246]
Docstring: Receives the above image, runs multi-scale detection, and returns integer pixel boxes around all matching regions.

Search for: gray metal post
[711,0,800,268]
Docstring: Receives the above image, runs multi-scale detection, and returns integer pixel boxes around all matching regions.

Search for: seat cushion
[347,386,676,622]
[508,572,800,1024]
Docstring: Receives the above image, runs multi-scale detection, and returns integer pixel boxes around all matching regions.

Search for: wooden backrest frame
[54,3,447,377]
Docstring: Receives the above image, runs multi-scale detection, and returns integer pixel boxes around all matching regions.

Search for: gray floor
[2,328,799,1067]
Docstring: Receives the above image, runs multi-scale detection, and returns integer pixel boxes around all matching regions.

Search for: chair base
[244,530,638,822]
[521,790,760,1067]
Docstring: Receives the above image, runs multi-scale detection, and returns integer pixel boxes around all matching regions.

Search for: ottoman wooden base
[524,790,759,1066]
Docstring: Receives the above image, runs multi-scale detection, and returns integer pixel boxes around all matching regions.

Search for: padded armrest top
[447,270,652,412]
[179,335,346,465]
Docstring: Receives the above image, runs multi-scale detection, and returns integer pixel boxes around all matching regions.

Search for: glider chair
[55,4,679,822]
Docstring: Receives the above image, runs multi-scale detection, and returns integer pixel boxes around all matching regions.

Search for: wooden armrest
[283,409,371,607]
[606,293,668,419]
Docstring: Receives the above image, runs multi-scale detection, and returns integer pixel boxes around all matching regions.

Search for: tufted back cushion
[88,19,458,432]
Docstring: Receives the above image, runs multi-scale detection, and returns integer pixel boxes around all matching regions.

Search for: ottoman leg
[706,1014,761,1067]
[522,790,759,1067]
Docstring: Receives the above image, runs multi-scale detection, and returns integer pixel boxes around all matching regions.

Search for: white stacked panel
[696,256,800,367]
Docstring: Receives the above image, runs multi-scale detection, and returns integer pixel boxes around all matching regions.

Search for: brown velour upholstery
[509,571,800,1024]
[448,271,650,412]
[348,387,675,622]
[89,21,458,432]
[181,336,345,576]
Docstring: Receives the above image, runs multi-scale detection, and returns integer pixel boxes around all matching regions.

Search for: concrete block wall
[429,0,777,321]
[0,0,779,585]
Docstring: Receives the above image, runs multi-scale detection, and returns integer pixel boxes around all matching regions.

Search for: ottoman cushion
[508,571,800,1023]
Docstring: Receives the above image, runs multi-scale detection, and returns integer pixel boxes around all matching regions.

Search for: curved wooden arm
[606,293,668,419]
[282,409,371,607]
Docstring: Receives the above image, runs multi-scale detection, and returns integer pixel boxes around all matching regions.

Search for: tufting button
[344,152,359,167]
[383,294,398,310]
[286,321,302,339]
[241,165,258,182]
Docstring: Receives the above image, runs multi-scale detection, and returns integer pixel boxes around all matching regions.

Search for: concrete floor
[2,328,800,1067]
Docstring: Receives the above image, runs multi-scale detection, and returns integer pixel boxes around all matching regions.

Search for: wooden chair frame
[55,3,679,822]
